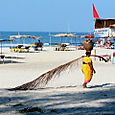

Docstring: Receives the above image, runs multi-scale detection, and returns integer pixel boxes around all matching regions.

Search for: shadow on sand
[88,83,112,88]
[0,83,115,114]
[0,60,24,64]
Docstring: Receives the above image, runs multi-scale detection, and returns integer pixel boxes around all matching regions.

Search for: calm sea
[0,31,94,47]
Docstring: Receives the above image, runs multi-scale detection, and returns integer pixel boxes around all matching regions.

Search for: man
[82,51,96,88]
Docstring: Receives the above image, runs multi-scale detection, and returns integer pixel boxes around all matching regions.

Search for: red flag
[92,4,100,19]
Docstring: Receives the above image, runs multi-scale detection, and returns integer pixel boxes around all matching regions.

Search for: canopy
[0,39,13,54]
[95,19,115,29]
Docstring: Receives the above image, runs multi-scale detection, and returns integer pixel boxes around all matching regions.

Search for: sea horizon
[0,31,93,47]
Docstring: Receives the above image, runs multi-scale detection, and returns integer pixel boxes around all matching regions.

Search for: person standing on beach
[82,51,96,88]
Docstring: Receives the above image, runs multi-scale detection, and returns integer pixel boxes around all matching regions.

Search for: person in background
[82,51,96,88]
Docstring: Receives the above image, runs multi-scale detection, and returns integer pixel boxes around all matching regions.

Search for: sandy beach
[0,47,115,114]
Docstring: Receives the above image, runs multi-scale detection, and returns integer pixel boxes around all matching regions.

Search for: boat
[93,4,115,38]
[9,32,41,39]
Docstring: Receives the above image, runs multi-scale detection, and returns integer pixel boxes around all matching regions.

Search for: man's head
[85,51,91,56]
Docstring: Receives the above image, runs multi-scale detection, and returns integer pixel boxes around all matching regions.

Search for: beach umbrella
[0,39,13,54]
[9,33,42,45]
[51,33,76,38]
[50,33,77,45]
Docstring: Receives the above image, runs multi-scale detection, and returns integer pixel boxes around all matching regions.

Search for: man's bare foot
[83,83,87,88]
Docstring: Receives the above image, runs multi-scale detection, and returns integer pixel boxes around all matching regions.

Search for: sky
[0,0,115,32]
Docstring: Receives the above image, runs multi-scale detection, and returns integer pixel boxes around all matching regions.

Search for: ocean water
[0,31,93,47]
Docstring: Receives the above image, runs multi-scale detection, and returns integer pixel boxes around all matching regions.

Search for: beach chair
[55,44,68,51]
[10,45,24,52]
[10,45,30,53]
[24,46,30,52]
[33,42,43,51]
[0,55,5,63]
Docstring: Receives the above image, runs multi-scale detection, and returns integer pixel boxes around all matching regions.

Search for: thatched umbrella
[0,39,13,54]
[50,33,77,45]
[9,33,42,45]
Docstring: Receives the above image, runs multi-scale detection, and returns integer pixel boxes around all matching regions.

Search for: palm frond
[10,55,109,90]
